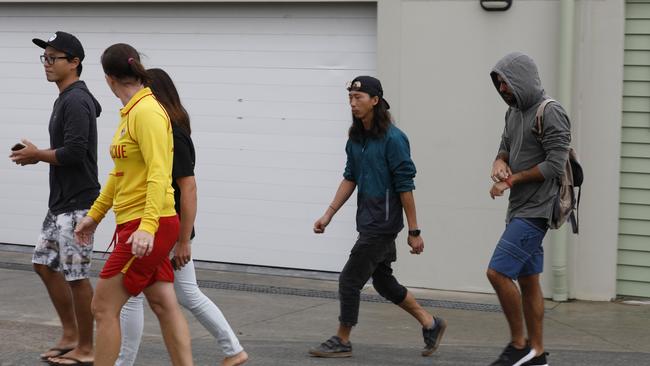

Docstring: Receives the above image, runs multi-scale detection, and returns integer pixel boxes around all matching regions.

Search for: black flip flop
[40,347,74,362]
[47,355,93,366]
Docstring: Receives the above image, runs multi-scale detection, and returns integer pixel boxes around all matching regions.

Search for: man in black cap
[10,31,101,365]
[308,76,446,359]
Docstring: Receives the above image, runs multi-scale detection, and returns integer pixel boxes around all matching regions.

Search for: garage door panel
[195,217,355,247]
[195,133,346,155]
[0,48,375,75]
[0,167,48,186]
[0,96,63,111]
[196,164,343,188]
[0,64,67,80]
[0,212,48,232]
[192,234,349,271]
[196,213,341,240]
[191,117,349,138]
[0,3,375,19]
[155,67,370,90]
[144,49,375,70]
[193,226,355,264]
[0,64,371,88]
[0,16,376,37]
[0,30,376,54]
[196,149,344,172]
[0,3,375,271]
[176,84,347,104]
[184,102,348,123]
[197,195,357,222]
[197,178,342,198]
[0,198,48,219]
[198,180,340,204]
[2,123,50,142]
[187,164,342,189]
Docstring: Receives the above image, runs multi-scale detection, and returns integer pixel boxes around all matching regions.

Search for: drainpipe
[552,0,575,302]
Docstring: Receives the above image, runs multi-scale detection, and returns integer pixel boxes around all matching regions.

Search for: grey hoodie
[490,52,571,224]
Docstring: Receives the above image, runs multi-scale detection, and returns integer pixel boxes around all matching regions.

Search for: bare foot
[222,351,248,366]
[40,344,76,360]
[48,348,94,365]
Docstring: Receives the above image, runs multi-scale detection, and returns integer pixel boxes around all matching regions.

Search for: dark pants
[338,233,408,327]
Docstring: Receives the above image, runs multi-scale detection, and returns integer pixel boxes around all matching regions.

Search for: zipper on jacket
[385,189,390,221]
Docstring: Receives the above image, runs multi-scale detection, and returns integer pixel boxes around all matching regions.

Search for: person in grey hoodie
[10,31,101,365]
[486,52,571,366]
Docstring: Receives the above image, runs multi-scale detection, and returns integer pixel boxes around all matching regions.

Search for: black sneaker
[308,336,352,358]
[489,343,536,366]
[422,317,447,356]
[523,352,549,366]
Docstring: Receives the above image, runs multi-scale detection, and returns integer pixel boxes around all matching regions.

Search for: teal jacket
[344,124,416,234]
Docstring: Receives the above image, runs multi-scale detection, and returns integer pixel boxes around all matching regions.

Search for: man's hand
[9,139,39,166]
[408,235,424,255]
[490,181,510,199]
[74,216,98,245]
[172,240,192,270]
[491,158,512,182]
[127,230,155,258]
[313,214,333,234]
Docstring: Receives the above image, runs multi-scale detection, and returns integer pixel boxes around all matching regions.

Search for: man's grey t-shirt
[490,52,572,224]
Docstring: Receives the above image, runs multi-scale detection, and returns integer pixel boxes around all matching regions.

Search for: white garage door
[0,3,376,271]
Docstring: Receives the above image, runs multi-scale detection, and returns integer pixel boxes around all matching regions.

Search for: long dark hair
[101,43,150,85]
[146,68,191,134]
[348,100,392,142]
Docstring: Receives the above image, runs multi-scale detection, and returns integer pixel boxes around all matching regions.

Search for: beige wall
[569,0,624,301]
[376,0,624,300]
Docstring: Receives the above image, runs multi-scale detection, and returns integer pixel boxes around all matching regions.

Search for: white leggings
[116,259,244,365]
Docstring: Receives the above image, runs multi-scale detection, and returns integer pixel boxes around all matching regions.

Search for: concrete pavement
[0,244,648,366]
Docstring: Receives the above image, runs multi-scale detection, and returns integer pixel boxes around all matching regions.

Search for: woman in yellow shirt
[75,43,192,366]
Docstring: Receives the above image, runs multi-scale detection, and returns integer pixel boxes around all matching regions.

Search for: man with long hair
[309,76,446,359]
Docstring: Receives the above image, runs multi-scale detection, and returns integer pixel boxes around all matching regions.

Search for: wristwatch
[408,229,421,237]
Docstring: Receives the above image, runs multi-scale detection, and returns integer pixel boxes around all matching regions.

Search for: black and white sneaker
[308,336,352,358]
[422,317,447,356]
[523,352,549,366]
[489,343,536,366]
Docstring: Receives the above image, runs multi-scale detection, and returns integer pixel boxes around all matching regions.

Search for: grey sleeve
[497,110,510,158]
[55,98,91,166]
[537,104,571,180]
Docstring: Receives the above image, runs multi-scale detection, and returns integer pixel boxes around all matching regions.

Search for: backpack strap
[533,98,557,140]
[574,185,582,234]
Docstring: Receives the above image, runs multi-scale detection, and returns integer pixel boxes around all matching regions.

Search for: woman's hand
[127,230,155,258]
[74,216,98,245]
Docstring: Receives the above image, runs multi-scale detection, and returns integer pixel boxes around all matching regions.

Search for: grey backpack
[533,99,583,233]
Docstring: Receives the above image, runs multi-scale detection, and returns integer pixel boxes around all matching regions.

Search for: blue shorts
[488,218,548,280]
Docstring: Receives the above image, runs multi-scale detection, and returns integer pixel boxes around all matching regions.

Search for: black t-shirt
[171,125,196,239]
[49,81,102,214]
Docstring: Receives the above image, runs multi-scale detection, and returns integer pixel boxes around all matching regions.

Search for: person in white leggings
[116,68,248,366]
[117,259,246,365]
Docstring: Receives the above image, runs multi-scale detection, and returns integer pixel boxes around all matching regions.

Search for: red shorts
[100,215,179,296]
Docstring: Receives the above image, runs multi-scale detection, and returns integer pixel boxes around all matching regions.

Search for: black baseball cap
[347,75,390,109]
[32,31,85,61]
